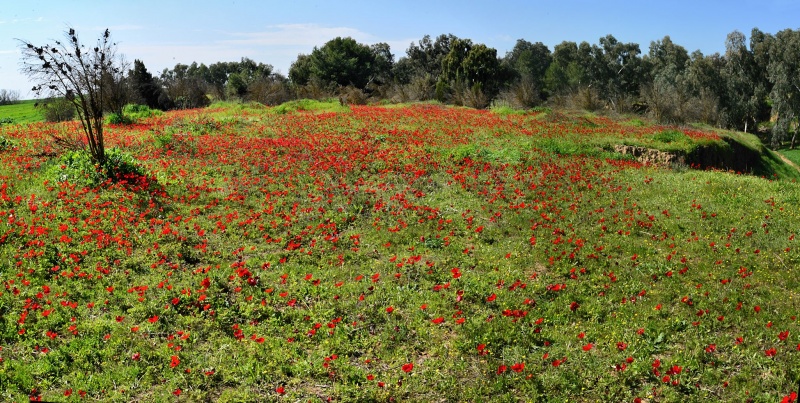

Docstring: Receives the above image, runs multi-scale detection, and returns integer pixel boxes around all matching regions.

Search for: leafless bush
[338,86,368,105]
[294,77,334,100]
[248,77,292,105]
[495,76,541,109]
[0,89,20,105]
[40,98,76,123]
[451,81,489,109]
[561,86,603,111]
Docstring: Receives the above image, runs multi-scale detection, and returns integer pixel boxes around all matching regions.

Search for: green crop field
[0,100,43,125]
[1,102,799,402]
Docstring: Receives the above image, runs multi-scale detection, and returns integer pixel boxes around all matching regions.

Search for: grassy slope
[1,103,799,402]
[0,100,43,124]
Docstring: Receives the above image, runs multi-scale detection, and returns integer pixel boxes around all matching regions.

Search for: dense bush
[40,98,76,122]
[45,147,149,187]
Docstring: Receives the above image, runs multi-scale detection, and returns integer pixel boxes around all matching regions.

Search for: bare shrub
[495,76,541,109]
[0,89,20,105]
[40,98,76,123]
[338,86,368,105]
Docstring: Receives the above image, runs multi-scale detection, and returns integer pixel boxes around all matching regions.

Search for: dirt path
[776,151,800,173]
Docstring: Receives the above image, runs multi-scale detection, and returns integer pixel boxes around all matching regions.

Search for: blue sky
[1,0,798,98]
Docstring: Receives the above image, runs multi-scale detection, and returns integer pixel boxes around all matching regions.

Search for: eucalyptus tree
[722,31,761,132]
[768,29,800,148]
[502,39,551,103]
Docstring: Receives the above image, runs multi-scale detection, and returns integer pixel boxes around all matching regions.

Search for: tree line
[13,27,800,149]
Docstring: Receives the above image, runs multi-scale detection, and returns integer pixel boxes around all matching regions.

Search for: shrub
[40,98,76,122]
[489,100,526,116]
[0,89,20,105]
[45,148,149,187]
[105,112,133,125]
[124,103,163,119]
[652,130,688,144]
[0,136,15,150]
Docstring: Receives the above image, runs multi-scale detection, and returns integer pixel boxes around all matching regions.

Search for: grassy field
[1,102,799,402]
[0,100,42,125]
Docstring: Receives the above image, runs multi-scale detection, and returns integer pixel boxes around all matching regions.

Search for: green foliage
[290,37,392,91]
[0,136,15,151]
[652,130,688,143]
[40,98,76,123]
[0,99,42,124]
[106,103,164,125]
[44,148,148,187]
[489,100,526,115]
[448,143,523,164]
[124,103,161,117]
[271,98,349,114]
[104,112,133,125]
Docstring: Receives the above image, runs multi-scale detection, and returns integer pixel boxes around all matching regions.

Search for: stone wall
[613,145,685,166]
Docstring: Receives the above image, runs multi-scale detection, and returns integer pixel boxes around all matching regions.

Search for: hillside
[0,100,42,125]
[0,102,799,402]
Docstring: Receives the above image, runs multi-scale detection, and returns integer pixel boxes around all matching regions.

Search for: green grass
[0,100,43,124]
[271,98,350,114]
[2,103,800,402]
[777,147,800,167]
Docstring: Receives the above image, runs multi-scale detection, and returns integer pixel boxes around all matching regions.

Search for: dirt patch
[776,152,800,173]
[613,145,685,166]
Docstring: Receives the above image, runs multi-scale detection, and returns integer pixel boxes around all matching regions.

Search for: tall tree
[595,35,645,110]
[722,31,760,132]
[19,28,123,165]
[402,34,458,82]
[768,29,800,148]
[641,36,692,122]
[503,39,551,100]
[544,41,585,95]
[294,37,391,90]
[129,59,163,109]
[684,50,725,125]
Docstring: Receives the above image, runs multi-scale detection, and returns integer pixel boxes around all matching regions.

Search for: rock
[613,145,685,166]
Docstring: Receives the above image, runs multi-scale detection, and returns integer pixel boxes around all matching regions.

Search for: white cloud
[0,17,44,25]
[120,24,420,75]
[218,24,375,48]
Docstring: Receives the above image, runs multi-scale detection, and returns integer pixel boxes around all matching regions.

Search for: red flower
[496,364,507,374]
[276,385,285,395]
[386,306,394,313]
[170,355,180,368]
[582,343,593,351]
[431,317,444,324]
[569,301,580,312]
[401,363,413,373]
[173,388,181,396]
[780,391,797,403]
[511,362,525,372]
